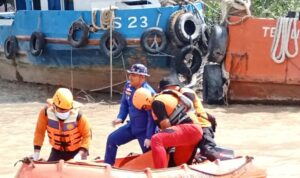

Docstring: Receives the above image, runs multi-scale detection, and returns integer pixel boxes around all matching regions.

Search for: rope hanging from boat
[92,8,116,30]
[220,0,252,25]
[270,17,299,64]
[221,62,230,105]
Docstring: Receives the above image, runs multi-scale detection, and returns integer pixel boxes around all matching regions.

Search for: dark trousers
[47,148,79,161]
[198,127,219,161]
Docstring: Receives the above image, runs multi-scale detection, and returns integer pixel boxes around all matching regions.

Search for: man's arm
[193,94,207,118]
[33,107,48,150]
[117,86,129,121]
[77,115,92,151]
[152,101,171,130]
[146,110,156,139]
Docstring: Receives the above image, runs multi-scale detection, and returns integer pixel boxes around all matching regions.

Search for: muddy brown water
[0,79,299,177]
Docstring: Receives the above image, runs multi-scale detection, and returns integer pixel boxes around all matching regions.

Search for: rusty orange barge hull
[224,17,300,103]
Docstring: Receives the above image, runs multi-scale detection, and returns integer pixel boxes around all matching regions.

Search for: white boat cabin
[0,0,161,12]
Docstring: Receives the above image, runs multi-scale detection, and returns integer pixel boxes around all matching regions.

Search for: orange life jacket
[152,94,192,126]
[46,108,82,152]
[159,89,201,126]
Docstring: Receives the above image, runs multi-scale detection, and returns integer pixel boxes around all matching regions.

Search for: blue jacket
[117,81,156,139]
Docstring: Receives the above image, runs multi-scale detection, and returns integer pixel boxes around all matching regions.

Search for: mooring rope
[221,0,252,25]
[270,17,299,64]
[92,8,116,31]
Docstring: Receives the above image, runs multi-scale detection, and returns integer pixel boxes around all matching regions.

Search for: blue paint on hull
[0,2,203,89]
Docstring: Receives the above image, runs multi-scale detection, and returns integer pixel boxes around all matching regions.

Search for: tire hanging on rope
[168,11,202,47]
[168,10,185,47]
[100,30,126,58]
[30,32,46,56]
[68,20,89,48]
[175,45,202,83]
[4,35,18,59]
[174,12,202,44]
[207,25,228,64]
[140,27,167,54]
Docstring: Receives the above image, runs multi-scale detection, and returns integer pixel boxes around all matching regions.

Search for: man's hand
[143,138,151,149]
[73,150,87,161]
[31,150,40,161]
[112,118,123,127]
[159,119,171,130]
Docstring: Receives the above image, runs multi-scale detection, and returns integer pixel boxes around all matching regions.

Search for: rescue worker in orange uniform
[158,76,219,162]
[132,88,203,169]
[32,88,92,161]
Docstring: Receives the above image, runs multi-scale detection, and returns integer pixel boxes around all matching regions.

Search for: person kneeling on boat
[132,88,203,169]
[31,88,92,162]
[158,76,220,162]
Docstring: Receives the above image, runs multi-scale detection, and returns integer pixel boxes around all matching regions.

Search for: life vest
[46,108,82,152]
[160,89,201,125]
[179,88,211,128]
[152,94,192,126]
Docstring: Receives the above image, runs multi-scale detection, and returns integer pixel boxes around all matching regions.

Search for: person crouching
[32,88,92,162]
[132,88,203,168]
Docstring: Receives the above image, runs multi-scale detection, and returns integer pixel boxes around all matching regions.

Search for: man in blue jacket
[104,63,156,166]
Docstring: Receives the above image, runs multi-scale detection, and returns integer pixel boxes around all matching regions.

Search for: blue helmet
[127,63,150,76]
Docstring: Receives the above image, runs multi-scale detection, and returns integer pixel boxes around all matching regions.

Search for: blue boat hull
[0,2,203,90]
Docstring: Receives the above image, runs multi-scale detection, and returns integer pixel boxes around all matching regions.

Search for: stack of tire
[167,10,203,84]
[202,25,228,104]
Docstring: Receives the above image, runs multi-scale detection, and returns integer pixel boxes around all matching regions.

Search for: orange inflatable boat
[15,151,266,178]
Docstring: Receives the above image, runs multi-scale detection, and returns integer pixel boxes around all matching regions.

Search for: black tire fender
[202,64,224,104]
[140,27,167,54]
[4,35,18,59]
[175,12,201,44]
[68,20,89,48]
[175,45,202,78]
[30,32,46,56]
[207,25,228,63]
[168,10,185,47]
[100,30,126,58]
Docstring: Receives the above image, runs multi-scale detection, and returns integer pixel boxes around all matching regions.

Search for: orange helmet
[51,88,74,110]
[133,88,153,110]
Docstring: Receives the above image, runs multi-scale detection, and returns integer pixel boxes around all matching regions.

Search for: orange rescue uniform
[34,106,91,152]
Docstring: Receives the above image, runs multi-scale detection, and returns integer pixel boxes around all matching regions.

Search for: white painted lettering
[270,27,276,37]
[114,17,122,29]
[140,16,148,28]
[128,16,137,28]
[263,26,300,39]
[262,27,270,37]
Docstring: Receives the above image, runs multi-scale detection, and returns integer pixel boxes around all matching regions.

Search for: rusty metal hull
[224,17,300,103]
